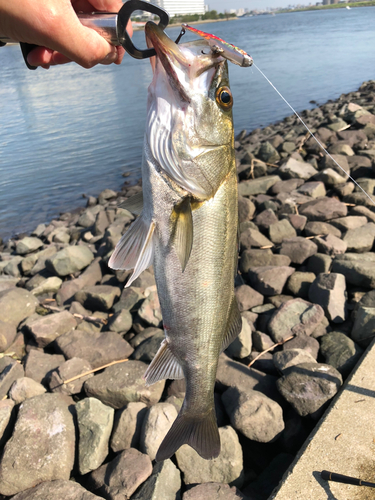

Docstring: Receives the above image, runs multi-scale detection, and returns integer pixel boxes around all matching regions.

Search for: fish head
[145,22,235,199]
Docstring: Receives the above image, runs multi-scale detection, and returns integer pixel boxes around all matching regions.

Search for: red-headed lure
[181,24,253,68]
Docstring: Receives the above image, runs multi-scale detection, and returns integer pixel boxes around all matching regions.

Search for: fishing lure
[181,24,253,68]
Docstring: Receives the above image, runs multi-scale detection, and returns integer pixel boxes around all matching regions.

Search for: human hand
[0,0,133,69]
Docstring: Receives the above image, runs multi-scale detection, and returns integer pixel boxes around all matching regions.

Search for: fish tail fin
[155,407,220,462]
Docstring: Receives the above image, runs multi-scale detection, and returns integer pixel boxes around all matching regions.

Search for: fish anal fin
[170,197,193,272]
[155,407,220,462]
[144,339,184,386]
[221,294,242,352]
[118,191,144,216]
[108,215,155,288]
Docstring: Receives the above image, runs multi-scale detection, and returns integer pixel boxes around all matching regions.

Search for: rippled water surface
[1,7,375,239]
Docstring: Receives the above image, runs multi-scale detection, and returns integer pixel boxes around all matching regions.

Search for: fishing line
[253,62,375,206]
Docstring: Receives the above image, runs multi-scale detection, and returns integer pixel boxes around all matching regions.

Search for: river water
[1,7,375,240]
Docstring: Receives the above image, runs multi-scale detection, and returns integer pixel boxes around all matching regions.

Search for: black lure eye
[216,86,233,110]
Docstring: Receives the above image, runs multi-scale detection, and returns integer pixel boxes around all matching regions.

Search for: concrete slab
[270,338,375,500]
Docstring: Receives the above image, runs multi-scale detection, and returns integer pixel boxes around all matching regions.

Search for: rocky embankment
[1,80,375,500]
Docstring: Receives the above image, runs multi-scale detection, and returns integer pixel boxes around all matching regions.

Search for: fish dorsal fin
[144,339,184,386]
[108,214,155,288]
[221,294,242,352]
[118,191,144,216]
[170,197,193,272]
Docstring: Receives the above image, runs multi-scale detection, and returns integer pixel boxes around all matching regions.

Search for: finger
[26,46,54,66]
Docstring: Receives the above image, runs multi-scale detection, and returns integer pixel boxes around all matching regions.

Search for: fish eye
[216,86,233,110]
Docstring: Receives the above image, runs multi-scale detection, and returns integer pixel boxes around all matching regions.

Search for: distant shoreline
[277,1,375,14]
[132,17,237,31]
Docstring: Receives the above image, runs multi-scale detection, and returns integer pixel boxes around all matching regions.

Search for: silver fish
[109,21,241,461]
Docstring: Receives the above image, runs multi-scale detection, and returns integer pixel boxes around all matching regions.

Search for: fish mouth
[145,22,190,102]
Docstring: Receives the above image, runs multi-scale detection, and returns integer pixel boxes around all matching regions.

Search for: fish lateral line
[252,63,375,206]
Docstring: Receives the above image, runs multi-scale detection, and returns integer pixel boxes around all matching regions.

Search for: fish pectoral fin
[144,339,184,386]
[118,191,144,216]
[221,293,242,352]
[170,197,193,272]
[155,407,220,462]
[108,214,155,288]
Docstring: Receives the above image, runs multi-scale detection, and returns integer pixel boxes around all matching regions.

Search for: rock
[132,331,165,362]
[0,399,15,449]
[308,273,346,323]
[283,334,320,360]
[216,354,280,404]
[297,181,326,199]
[130,327,163,348]
[226,317,252,359]
[88,448,152,500]
[279,158,317,180]
[176,426,243,487]
[246,266,295,296]
[276,363,342,418]
[330,216,368,232]
[315,168,348,186]
[235,285,264,312]
[76,397,114,475]
[75,284,121,311]
[307,253,332,274]
[298,197,347,221]
[268,219,297,244]
[78,209,96,228]
[15,237,44,255]
[285,271,316,299]
[107,308,133,333]
[0,358,25,400]
[273,349,317,372]
[183,483,247,500]
[268,298,324,343]
[25,311,77,348]
[279,237,318,264]
[239,249,291,273]
[49,358,93,395]
[238,175,281,197]
[221,387,284,443]
[112,287,144,314]
[351,305,375,347]
[29,245,58,275]
[257,141,280,163]
[238,196,256,223]
[254,209,278,230]
[132,459,181,500]
[84,360,165,409]
[0,393,75,496]
[24,350,65,385]
[240,228,273,251]
[111,402,148,452]
[138,290,163,327]
[270,178,305,194]
[3,256,23,277]
[0,288,39,327]
[304,221,341,238]
[314,234,348,256]
[9,377,46,404]
[320,332,363,376]
[0,320,17,353]
[31,276,63,295]
[342,223,375,252]
[328,143,354,156]
[139,403,178,460]
[252,330,274,352]
[46,245,94,276]
[55,329,134,369]
[11,480,103,500]
[332,253,375,288]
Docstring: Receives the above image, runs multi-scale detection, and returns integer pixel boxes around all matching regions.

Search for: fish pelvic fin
[108,214,155,288]
[144,339,184,386]
[221,293,242,352]
[155,407,220,462]
[170,197,193,272]
[118,191,144,216]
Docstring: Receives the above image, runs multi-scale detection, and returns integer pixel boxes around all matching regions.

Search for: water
[1,7,375,240]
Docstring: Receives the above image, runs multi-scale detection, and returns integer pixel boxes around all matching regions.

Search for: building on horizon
[156,0,205,16]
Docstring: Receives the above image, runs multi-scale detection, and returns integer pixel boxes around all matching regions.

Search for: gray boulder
[176,426,243,487]
[75,284,121,311]
[298,197,347,221]
[314,234,348,256]
[342,223,375,253]
[246,266,295,296]
[84,360,165,409]
[9,377,46,404]
[0,288,39,327]
[238,175,281,197]
[49,357,93,395]
[0,357,25,400]
[226,317,252,359]
[320,331,363,376]
[110,402,148,452]
[285,271,316,299]
[0,319,17,353]
[222,387,284,442]
[277,363,342,418]
[273,349,317,372]
[132,459,181,500]
[279,237,318,264]
[138,290,163,327]
[351,304,375,347]
[11,480,103,500]
[0,393,75,496]
[235,285,264,312]
[107,308,133,333]
[25,310,77,348]
[46,245,94,276]
[139,403,178,460]
[133,331,165,362]
[183,483,246,500]
[24,350,66,385]
[308,273,346,323]
[76,397,114,475]
[15,237,44,255]
[332,253,375,288]
[0,399,15,449]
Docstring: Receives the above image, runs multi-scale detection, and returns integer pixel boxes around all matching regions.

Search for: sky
[207,0,313,11]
